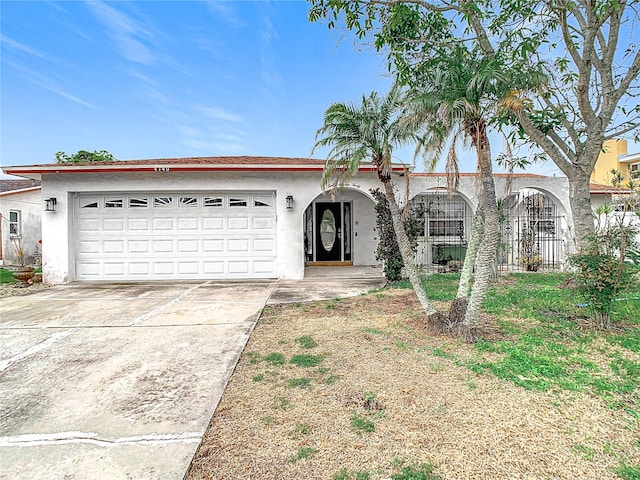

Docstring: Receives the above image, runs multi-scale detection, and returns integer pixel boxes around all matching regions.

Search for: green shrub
[569,210,639,329]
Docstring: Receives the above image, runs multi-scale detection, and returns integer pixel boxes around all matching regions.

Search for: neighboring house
[0,156,630,284]
[590,138,640,185]
[0,179,42,266]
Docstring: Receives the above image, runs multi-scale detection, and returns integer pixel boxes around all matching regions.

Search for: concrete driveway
[0,281,277,480]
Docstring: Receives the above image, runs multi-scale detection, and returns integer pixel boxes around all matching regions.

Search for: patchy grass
[296,335,318,349]
[0,268,17,284]
[187,274,640,480]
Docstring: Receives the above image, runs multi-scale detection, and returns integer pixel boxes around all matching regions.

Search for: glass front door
[306,201,353,262]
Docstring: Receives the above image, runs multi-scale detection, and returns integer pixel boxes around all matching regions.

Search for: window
[80,197,99,209]
[154,196,173,208]
[253,195,273,207]
[424,196,466,239]
[129,197,148,208]
[9,210,20,237]
[429,220,464,237]
[204,197,223,207]
[105,197,123,208]
[229,196,248,207]
[179,196,198,207]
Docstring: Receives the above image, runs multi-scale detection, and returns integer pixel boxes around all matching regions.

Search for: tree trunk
[461,134,500,342]
[567,167,596,252]
[381,179,436,316]
[456,206,484,299]
[449,206,484,330]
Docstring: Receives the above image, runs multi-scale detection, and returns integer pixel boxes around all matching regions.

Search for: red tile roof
[2,156,407,176]
[409,172,548,179]
[589,183,633,194]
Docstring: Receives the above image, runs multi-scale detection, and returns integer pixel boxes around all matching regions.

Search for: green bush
[569,205,639,329]
[371,188,423,281]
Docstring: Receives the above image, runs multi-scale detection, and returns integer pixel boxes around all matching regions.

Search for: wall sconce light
[285,195,294,210]
[44,197,57,212]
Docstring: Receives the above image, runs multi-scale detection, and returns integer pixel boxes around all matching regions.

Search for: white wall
[0,189,42,266]
[39,170,386,283]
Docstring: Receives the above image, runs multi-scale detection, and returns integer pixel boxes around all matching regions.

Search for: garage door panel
[177,239,199,252]
[152,239,174,253]
[152,218,174,230]
[178,262,199,275]
[153,262,175,275]
[228,217,249,230]
[103,219,125,231]
[253,238,274,252]
[78,218,100,232]
[203,217,225,230]
[178,218,199,230]
[79,241,100,254]
[104,263,126,276]
[128,263,150,275]
[203,261,225,274]
[228,239,249,252]
[75,192,276,280]
[128,218,149,231]
[254,260,276,274]
[253,217,275,230]
[77,262,100,276]
[128,240,150,253]
[104,241,125,254]
[228,261,250,274]
[203,239,224,252]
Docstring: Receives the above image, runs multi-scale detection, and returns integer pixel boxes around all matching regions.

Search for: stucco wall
[39,170,386,283]
[0,189,42,266]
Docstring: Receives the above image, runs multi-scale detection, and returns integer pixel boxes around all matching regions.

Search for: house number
[154,167,170,172]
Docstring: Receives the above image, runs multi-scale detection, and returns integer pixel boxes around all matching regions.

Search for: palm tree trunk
[461,135,500,342]
[456,205,484,299]
[381,179,436,316]
[449,205,485,329]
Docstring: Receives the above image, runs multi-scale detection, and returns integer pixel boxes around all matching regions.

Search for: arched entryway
[303,189,377,266]
[499,188,568,271]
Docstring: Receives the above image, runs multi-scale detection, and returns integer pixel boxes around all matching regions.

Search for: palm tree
[312,83,437,317]
[405,51,507,340]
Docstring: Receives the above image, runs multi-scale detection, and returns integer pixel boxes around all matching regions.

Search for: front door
[315,203,342,261]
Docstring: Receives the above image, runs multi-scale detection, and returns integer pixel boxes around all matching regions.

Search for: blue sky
[0,1,635,177]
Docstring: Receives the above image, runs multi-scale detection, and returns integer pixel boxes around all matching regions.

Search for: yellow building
[591,139,640,186]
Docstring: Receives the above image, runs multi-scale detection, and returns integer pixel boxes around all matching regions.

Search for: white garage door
[74,192,277,280]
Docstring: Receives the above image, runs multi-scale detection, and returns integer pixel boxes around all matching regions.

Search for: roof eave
[2,163,406,176]
[0,186,42,197]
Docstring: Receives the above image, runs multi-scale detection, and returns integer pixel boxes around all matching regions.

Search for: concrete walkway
[267,266,386,304]
[0,268,385,480]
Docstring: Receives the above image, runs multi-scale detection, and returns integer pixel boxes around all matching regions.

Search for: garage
[74,191,277,280]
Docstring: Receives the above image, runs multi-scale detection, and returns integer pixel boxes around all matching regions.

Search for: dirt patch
[186,289,639,480]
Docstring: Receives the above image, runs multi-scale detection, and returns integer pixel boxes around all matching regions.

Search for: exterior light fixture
[285,195,294,210]
[44,197,57,212]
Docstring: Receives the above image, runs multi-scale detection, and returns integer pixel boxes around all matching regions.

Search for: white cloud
[205,1,246,28]
[4,59,96,108]
[85,1,156,65]
[196,106,244,123]
[0,35,50,60]
[259,14,283,96]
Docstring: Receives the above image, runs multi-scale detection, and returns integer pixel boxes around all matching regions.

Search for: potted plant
[11,238,35,287]
[520,255,543,272]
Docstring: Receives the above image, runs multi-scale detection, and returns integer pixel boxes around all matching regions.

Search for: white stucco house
[2,156,628,284]
[2,157,395,284]
[0,179,42,266]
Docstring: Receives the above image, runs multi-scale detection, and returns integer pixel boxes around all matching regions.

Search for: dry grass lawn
[186,288,639,480]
